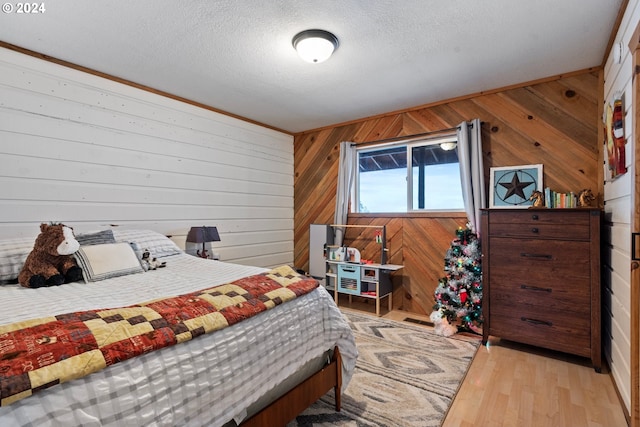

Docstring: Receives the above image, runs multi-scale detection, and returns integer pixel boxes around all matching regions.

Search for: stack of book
[543,187,577,208]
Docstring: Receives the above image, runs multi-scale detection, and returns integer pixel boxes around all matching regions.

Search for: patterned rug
[287,311,480,427]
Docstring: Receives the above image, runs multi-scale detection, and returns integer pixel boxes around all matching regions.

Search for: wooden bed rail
[240,347,342,427]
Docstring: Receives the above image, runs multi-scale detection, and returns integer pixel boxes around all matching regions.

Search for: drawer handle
[521,317,553,327]
[520,253,552,259]
[531,227,539,233]
[520,284,552,293]
[531,214,539,220]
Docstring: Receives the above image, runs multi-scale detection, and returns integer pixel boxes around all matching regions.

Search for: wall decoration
[489,164,543,209]
[605,97,627,180]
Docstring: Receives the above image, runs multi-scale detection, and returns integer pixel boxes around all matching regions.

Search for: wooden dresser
[481,208,602,372]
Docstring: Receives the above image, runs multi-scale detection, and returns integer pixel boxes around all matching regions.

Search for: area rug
[287,311,480,427]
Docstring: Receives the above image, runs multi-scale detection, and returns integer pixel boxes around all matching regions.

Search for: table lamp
[186,226,221,259]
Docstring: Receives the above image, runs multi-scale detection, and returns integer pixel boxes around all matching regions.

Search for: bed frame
[240,347,342,426]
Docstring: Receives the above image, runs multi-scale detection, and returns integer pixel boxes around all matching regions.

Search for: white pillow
[112,229,182,258]
[74,242,144,282]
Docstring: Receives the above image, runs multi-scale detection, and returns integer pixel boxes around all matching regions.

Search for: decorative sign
[489,164,543,208]
[605,98,627,180]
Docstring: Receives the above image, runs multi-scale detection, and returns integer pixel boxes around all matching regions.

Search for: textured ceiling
[0,0,623,133]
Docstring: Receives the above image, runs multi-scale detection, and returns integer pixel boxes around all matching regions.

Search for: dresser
[481,208,602,372]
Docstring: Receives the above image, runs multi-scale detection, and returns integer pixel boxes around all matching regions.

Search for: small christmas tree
[431,225,483,336]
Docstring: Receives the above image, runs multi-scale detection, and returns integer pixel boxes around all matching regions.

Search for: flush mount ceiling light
[292,29,339,63]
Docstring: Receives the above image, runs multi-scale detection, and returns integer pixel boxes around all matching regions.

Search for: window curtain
[456,119,485,236]
[334,141,356,246]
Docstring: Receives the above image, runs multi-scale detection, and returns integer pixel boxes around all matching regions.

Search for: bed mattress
[0,253,357,427]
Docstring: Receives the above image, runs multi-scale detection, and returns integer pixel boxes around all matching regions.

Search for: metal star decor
[499,172,534,201]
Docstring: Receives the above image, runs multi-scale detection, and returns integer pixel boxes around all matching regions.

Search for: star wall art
[489,164,543,208]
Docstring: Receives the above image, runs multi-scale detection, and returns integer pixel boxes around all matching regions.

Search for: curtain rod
[350,121,473,148]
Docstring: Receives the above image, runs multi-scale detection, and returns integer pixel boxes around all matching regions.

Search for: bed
[0,229,358,427]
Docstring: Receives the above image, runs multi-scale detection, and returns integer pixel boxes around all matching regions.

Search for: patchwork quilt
[0,265,318,406]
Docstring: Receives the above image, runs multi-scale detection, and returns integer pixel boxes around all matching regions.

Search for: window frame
[353,135,464,214]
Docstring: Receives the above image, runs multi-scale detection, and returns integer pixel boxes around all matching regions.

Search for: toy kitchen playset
[310,224,403,316]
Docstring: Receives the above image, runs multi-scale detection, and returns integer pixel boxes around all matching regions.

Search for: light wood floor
[343,301,628,427]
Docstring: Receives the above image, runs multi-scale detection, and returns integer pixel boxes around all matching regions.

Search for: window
[355,137,464,213]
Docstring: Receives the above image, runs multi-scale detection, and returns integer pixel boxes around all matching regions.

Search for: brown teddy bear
[18,223,84,288]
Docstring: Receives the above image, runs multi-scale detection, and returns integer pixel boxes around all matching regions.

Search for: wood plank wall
[0,47,295,268]
[294,70,602,316]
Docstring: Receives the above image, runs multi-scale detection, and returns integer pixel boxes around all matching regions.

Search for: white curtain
[456,119,486,236]
[334,141,356,246]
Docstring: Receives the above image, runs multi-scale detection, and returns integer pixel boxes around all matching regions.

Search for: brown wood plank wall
[294,71,601,316]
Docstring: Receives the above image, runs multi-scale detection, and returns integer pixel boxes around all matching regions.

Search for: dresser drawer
[490,277,590,315]
[489,266,591,298]
[489,305,591,357]
[488,238,591,279]
[488,210,591,240]
[488,222,590,240]
[488,210,591,226]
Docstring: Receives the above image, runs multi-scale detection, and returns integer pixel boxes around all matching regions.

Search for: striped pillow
[74,242,144,282]
[75,230,116,246]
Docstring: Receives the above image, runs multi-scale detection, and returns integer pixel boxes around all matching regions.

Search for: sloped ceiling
[0,0,623,133]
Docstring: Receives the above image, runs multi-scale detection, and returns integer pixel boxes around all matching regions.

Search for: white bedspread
[0,254,357,427]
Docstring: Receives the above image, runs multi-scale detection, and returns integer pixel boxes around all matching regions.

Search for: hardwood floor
[340,300,628,427]
[441,337,627,427]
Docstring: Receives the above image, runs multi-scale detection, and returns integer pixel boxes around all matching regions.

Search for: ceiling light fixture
[292,29,339,64]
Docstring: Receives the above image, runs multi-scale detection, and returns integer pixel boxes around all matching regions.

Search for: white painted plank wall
[601,0,639,412]
[0,47,294,268]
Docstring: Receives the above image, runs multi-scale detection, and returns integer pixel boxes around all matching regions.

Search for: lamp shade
[186,226,220,243]
[292,29,338,63]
